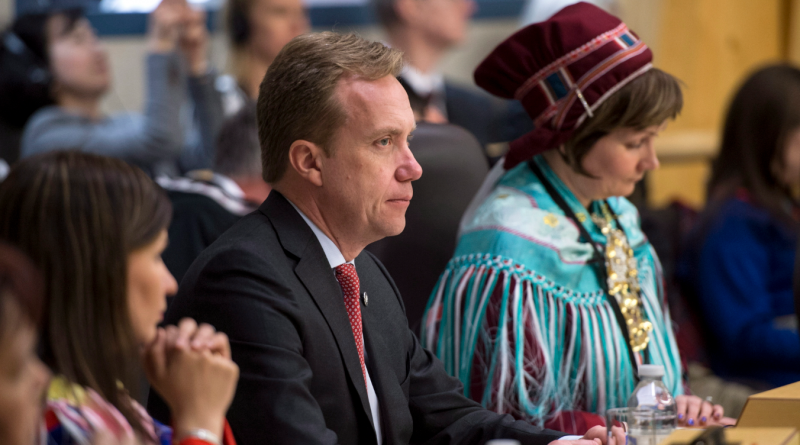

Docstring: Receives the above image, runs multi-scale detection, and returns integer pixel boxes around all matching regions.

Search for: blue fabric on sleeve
[691,198,800,386]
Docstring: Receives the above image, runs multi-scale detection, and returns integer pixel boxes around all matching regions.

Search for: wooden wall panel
[654,0,783,133]
[618,0,787,207]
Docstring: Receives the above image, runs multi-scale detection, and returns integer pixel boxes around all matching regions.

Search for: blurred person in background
[679,65,800,389]
[401,80,447,123]
[0,151,239,445]
[372,0,534,159]
[0,244,50,445]
[217,0,310,115]
[1,0,222,176]
[520,0,617,25]
[159,104,269,285]
[422,3,733,434]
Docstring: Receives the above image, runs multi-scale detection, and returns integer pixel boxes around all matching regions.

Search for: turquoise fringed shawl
[422,155,683,424]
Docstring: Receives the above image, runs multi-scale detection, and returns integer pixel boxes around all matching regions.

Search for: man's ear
[394,0,420,27]
[287,140,324,187]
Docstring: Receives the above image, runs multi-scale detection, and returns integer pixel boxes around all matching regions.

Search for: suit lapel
[262,192,376,430]
[294,251,376,427]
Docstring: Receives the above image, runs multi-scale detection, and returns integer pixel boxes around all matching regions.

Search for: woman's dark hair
[564,68,684,176]
[0,151,172,437]
[0,243,44,336]
[706,64,800,225]
[0,8,84,128]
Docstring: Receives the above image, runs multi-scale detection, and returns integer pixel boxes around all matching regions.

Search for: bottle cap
[638,364,665,378]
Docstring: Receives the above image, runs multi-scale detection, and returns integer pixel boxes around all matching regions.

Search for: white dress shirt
[288,201,383,444]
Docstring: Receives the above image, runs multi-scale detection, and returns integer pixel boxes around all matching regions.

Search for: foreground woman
[0,151,239,444]
[422,2,731,434]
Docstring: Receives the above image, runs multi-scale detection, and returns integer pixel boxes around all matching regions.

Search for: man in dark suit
[152,31,608,445]
[372,0,533,156]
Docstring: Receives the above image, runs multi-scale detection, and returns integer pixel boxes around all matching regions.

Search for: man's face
[415,0,476,49]
[317,75,422,246]
[48,17,110,99]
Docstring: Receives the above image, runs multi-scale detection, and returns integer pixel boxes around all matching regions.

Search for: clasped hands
[142,318,239,442]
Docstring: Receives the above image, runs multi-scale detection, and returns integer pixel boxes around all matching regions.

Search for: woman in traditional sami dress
[421,2,733,434]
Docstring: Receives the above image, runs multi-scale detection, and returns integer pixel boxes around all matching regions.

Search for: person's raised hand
[142,318,239,439]
[675,395,735,427]
[148,0,188,53]
[180,6,209,76]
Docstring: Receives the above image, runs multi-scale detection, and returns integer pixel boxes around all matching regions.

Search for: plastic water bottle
[626,365,677,445]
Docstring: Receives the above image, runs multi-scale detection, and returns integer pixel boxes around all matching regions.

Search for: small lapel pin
[362,292,368,306]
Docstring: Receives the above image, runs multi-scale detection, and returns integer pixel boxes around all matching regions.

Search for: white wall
[100,19,520,113]
[0,0,13,28]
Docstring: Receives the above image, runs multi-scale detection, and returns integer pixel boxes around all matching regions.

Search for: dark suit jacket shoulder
[444,82,534,147]
[152,191,563,445]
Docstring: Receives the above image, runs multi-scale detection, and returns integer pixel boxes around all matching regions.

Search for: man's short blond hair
[257,32,404,183]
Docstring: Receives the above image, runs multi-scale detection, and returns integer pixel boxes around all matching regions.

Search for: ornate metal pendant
[591,208,652,353]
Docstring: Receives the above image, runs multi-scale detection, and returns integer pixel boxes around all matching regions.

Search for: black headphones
[228,0,251,47]
[0,30,54,128]
[1,31,52,87]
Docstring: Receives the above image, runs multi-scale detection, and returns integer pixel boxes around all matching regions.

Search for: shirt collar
[288,200,352,269]
[186,170,245,199]
[401,64,445,97]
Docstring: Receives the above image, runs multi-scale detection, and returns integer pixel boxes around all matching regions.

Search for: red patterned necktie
[334,263,367,386]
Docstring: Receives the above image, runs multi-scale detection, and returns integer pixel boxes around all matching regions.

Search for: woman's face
[577,122,665,200]
[48,16,110,101]
[248,0,310,64]
[127,230,177,345]
[0,302,50,445]
[778,128,800,187]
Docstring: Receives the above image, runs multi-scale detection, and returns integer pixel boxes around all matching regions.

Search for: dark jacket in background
[158,172,257,286]
[162,191,240,285]
[444,82,533,148]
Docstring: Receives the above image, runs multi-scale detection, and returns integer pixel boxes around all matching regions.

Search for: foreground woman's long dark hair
[0,151,172,435]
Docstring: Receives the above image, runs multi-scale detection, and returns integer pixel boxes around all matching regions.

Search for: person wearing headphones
[0,0,222,176]
[216,0,309,116]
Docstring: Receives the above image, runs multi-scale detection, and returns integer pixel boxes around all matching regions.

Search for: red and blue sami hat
[475,2,653,169]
